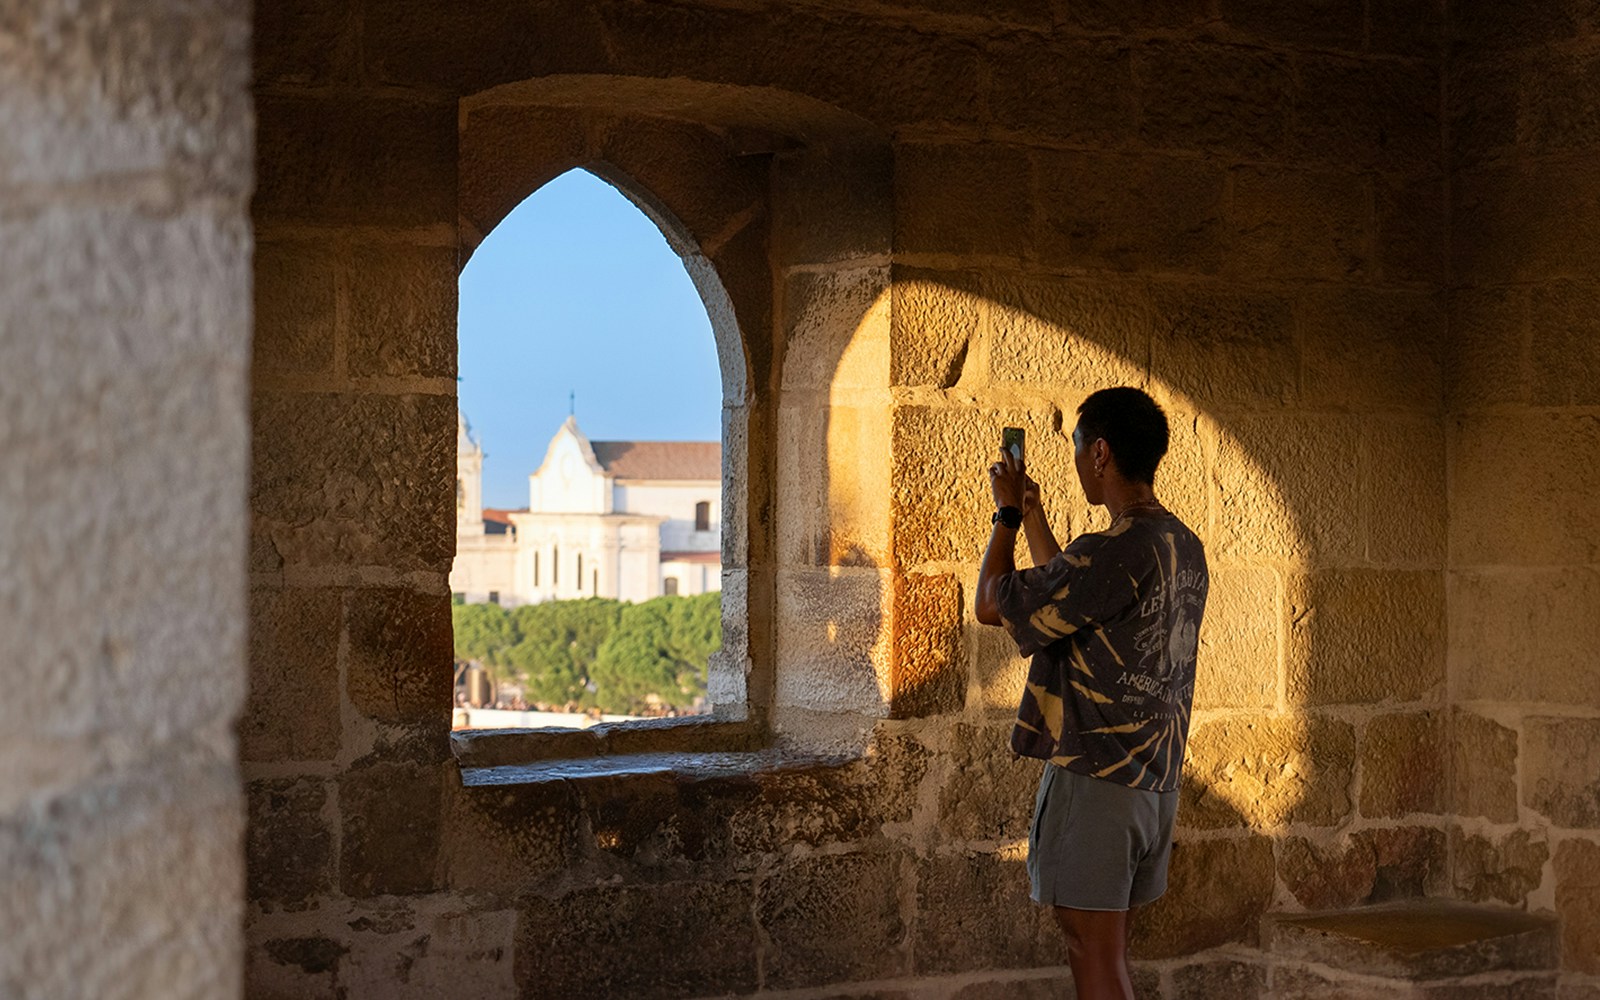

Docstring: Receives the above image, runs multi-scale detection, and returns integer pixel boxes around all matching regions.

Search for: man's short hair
[1076,387,1169,485]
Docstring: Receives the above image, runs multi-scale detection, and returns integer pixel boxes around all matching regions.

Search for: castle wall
[0,0,253,996]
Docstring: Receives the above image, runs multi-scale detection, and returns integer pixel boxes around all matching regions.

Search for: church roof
[591,441,720,481]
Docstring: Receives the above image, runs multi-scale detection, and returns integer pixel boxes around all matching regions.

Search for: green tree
[590,594,720,713]
[505,598,622,708]
[451,602,517,664]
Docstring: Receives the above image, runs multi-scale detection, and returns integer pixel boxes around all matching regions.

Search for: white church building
[452,414,722,606]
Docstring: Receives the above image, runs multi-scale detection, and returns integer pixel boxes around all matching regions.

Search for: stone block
[252,391,454,573]
[890,267,981,388]
[1148,282,1295,408]
[915,852,1053,974]
[889,572,966,718]
[1173,958,1267,1000]
[783,266,889,392]
[458,104,587,247]
[772,568,890,715]
[1156,409,1211,536]
[1523,49,1600,156]
[987,272,1149,390]
[1361,711,1446,818]
[254,239,337,377]
[973,620,1032,712]
[774,142,892,266]
[1453,159,1600,286]
[1452,0,1584,51]
[1451,570,1600,707]
[1453,709,1520,823]
[1292,56,1439,173]
[254,93,456,228]
[1378,175,1448,286]
[1219,0,1364,48]
[443,780,582,894]
[1285,569,1445,706]
[1368,0,1446,57]
[727,763,882,853]
[250,932,345,999]
[1524,717,1600,827]
[1193,565,1279,711]
[1365,417,1448,567]
[1132,835,1275,957]
[516,880,758,998]
[1301,288,1444,412]
[1447,285,1528,411]
[247,778,334,909]
[346,242,456,380]
[338,762,444,897]
[985,37,1133,145]
[1213,413,1363,565]
[345,587,453,727]
[1134,42,1294,159]
[948,975,1080,1000]
[759,852,908,988]
[1557,839,1600,974]
[1454,828,1550,905]
[1034,150,1227,274]
[1228,167,1372,281]
[254,0,358,86]
[338,904,518,1000]
[1449,55,1520,170]
[1450,414,1600,566]
[1279,826,1447,909]
[938,720,1041,843]
[1064,0,1213,31]
[1530,280,1600,406]
[243,586,342,763]
[1181,713,1356,828]
[894,142,1030,258]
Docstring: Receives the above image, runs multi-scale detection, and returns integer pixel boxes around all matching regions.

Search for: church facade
[452,414,721,606]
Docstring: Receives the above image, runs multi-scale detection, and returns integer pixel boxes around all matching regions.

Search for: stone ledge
[1263,899,1559,981]
[459,748,850,789]
[450,715,765,769]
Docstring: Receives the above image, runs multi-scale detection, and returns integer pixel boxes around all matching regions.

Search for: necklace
[1111,499,1166,525]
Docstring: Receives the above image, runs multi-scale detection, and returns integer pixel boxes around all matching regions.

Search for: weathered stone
[1450,414,1600,567]
[443,780,583,894]
[1133,835,1276,957]
[1365,417,1448,567]
[516,880,758,998]
[728,764,879,853]
[1454,827,1550,905]
[915,852,1051,973]
[889,266,981,388]
[1524,717,1600,827]
[774,142,892,266]
[1522,49,1600,156]
[346,241,457,379]
[1148,282,1295,408]
[760,852,908,988]
[1453,710,1520,822]
[1219,0,1364,48]
[1214,413,1363,565]
[939,720,1041,842]
[254,0,358,86]
[254,239,337,377]
[1285,570,1445,707]
[1361,712,1446,818]
[252,392,454,572]
[1301,289,1444,413]
[1451,570,1600,708]
[339,905,518,1000]
[458,103,587,247]
[772,567,889,715]
[1449,54,1520,169]
[1228,166,1371,281]
[1447,284,1529,411]
[889,572,966,718]
[1181,714,1356,828]
[339,762,444,897]
[1193,565,1279,710]
[1292,56,1440,173]
[1134,42,1295,158]
[782,265,890,392]
[1034,150,1227,274]
[345,587,453,727]
[1377,174,1448,286]
[1530,280,1600,407]
[973,619,1032,712]
[948,975,1077,1000]
[985,37,1132,145]
[988,272,1149,391]
[1279,826,1446,909]
[1453,158,1600,286]
[894,142,1030,257]
[1173,957,1267,1000]
[243,586,342,763]
[246,778,334,908]
[1558,839,1600,974]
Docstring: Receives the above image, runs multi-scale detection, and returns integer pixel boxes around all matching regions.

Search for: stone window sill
[458,747,848,788]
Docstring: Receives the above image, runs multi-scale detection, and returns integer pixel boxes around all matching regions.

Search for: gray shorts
[1027,763,1179,911]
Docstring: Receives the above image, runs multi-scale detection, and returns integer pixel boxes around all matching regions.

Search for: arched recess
[457,75,893,732]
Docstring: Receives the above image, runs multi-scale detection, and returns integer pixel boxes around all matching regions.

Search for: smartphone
[1002,426,1025,463]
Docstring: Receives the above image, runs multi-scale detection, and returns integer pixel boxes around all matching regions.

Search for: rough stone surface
[1558,838,1600,974]
[1451,569,1600,708]
[1214,414,1363,565]
[1361,711,1446,818]
[1279,826,1447,909]
[1524,717,1600,828]
[339,762,445,897]
[345,587,454,727]
[1172,958,1267,1000]
[938,721,1041,843]
[243,585,343,763]
[914,852,1051,973]
[247,778,334,909]
[1454,827,1551,906]
[889,572,966,718]
[1286,570,1446,706]
[1450,414,1600,568]
[1181,714,1356,828]
[1133,835,1276,957]
[1148,282,1295,408]
[1453,710,1520,823]
[1192,565,1279,710]
[760,852,908,988]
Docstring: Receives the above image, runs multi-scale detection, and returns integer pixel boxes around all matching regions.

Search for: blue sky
[458,169,723,509]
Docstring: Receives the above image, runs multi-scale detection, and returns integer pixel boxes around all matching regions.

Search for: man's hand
[1022,474,1042,517]
[989,449,1028,511]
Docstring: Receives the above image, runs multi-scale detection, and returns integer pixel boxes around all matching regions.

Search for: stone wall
[1448,5,1600,989]
[242,2,1600,998]
[0,1,253,998]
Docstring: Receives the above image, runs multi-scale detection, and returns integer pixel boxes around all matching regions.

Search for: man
[975,387,1209,1000]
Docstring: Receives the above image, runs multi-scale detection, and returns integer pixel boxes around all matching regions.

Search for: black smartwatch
[992,505,1023,529]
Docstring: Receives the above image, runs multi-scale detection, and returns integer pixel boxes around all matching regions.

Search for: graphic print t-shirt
[997,512,1208,793]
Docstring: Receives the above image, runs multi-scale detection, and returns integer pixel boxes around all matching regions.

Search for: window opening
[451,169,724,731]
